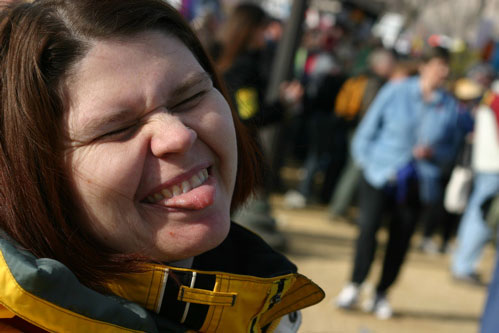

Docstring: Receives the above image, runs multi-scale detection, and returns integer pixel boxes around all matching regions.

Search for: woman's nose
[149,114,197,157]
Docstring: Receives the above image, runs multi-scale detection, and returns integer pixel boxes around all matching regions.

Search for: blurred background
[170,0,499,331]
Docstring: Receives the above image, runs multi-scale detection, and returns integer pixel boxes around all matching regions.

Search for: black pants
[351,175,420,293]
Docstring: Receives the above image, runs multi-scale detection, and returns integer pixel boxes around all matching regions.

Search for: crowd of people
[190,1,499,326]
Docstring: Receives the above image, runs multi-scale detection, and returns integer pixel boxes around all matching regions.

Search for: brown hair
[421,46,451,64]
[0,0,259,291]
[216,3,268,72]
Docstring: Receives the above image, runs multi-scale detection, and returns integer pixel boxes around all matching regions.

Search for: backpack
[334,75,369,120]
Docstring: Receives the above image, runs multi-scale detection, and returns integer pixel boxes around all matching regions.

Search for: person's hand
[279,80,303,107]
[413,145,433,159]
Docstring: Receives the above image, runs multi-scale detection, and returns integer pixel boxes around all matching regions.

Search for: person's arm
[352,83,394,168]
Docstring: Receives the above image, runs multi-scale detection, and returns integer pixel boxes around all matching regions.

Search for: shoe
[335,283,360,309]
[284,190,306,209]
[363,293,393,319]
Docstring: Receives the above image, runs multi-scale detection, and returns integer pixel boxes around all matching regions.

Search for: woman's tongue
[161,178,216,210]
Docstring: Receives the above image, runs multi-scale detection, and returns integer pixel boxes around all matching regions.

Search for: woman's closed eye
[99,122,140,142]
[170,89,208,112]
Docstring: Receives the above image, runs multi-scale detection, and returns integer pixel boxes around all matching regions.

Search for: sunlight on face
[65,31,238,262]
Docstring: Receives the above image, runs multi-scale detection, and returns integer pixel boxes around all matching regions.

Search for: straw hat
[454,78,484,100]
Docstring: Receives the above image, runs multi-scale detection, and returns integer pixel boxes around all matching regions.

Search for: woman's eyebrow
[78,109,136,137]
[170,71,212,98]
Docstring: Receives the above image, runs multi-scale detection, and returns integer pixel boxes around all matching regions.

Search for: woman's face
[64,31,238,262]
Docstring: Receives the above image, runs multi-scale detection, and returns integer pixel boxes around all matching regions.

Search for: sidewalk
[271,195,495,333]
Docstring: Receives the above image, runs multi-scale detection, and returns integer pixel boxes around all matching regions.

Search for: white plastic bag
[444,166,473,214]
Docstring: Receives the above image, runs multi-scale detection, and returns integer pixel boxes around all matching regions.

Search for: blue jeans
[452,172,499,276]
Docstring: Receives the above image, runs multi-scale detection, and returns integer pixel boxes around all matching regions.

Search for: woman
[0,1,323,332]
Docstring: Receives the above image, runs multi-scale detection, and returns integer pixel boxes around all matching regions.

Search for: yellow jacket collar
[105,223,325,332]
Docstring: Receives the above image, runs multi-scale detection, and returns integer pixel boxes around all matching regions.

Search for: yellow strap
[178,286,237,306]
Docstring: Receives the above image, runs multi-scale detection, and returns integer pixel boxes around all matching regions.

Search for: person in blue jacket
[335,46,464,319]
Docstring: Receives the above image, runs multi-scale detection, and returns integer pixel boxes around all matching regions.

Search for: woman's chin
[150,214,231,262]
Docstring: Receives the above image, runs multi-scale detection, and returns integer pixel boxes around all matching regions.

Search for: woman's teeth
[146,168,209,203]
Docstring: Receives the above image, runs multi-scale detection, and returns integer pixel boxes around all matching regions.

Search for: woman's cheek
[70,142,145,199]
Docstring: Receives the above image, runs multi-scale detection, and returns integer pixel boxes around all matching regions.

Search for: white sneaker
[335,283,360,309]
[284,190,306,209]
[363,294,393,320]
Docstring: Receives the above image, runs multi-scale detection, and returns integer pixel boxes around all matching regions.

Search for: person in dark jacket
[214,3,302,249]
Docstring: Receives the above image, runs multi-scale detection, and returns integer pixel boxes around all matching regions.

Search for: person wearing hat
[417,77,482,254]
[452,79,499,285]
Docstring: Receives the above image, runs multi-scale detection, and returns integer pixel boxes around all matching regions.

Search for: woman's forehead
[71,32,199,96]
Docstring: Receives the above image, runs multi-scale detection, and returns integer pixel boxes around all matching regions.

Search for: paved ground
[270,195,495,333]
